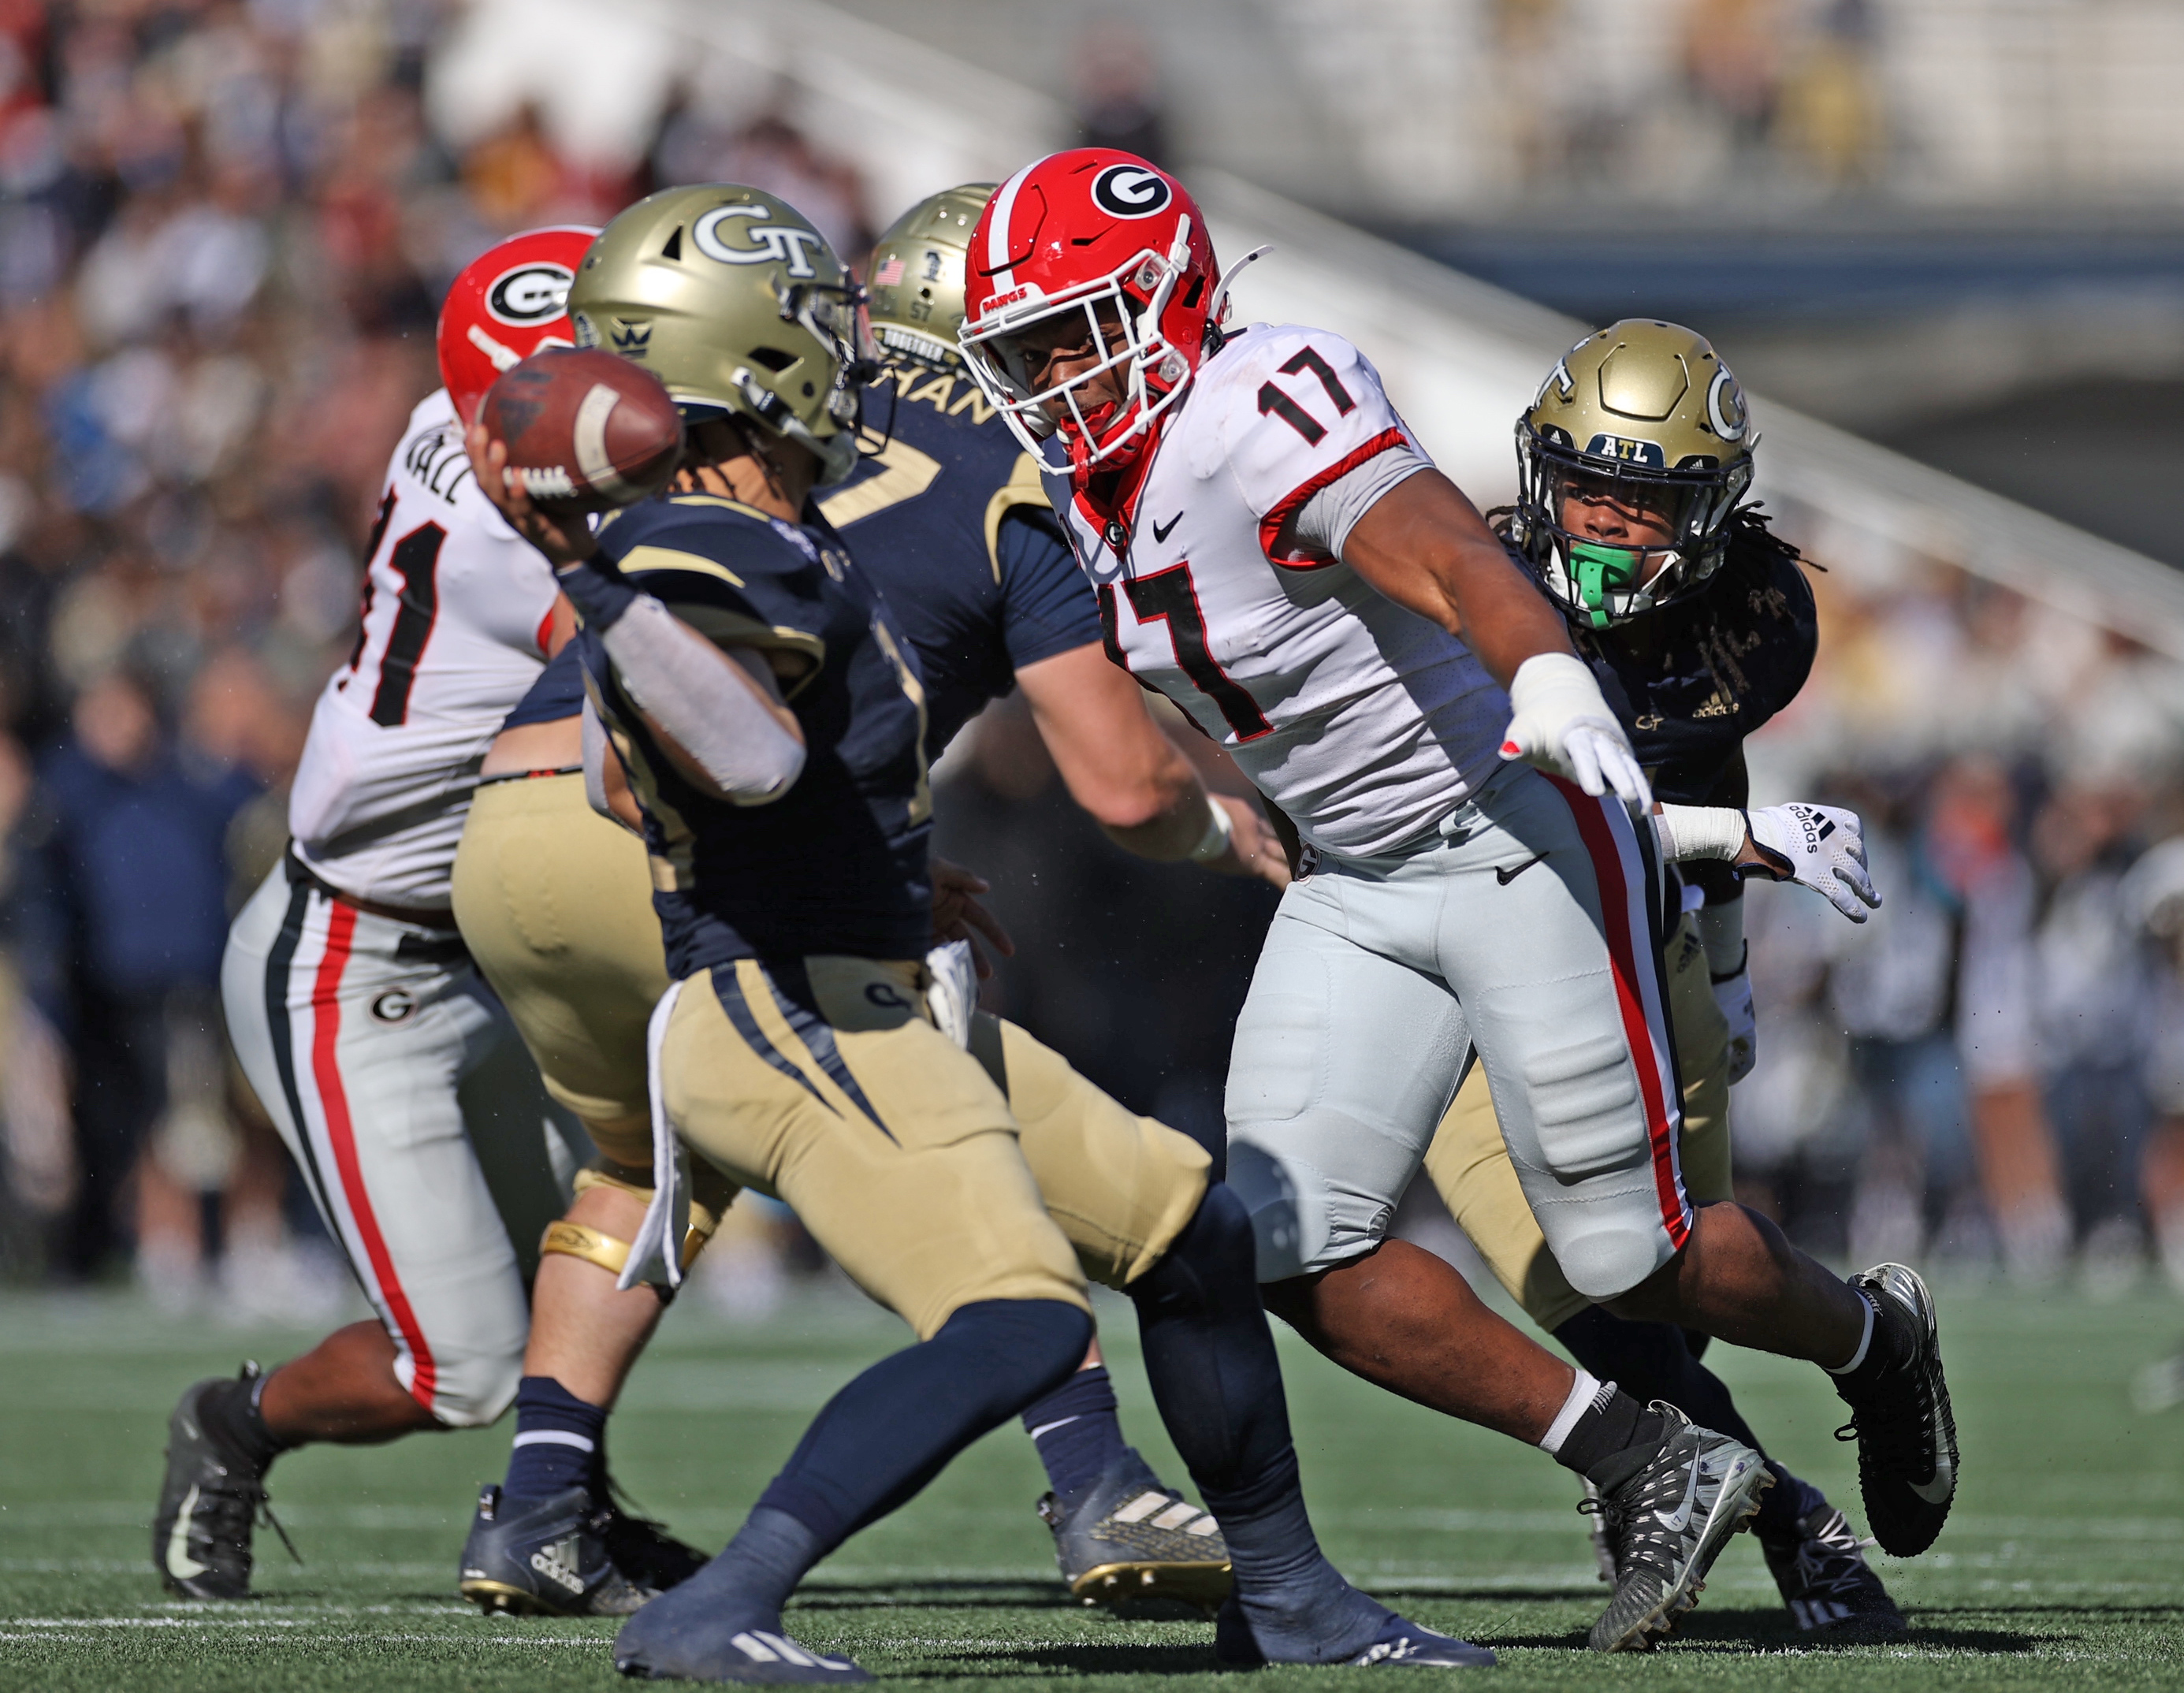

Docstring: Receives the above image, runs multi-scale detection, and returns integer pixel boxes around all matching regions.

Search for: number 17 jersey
[1042,325,1509,861]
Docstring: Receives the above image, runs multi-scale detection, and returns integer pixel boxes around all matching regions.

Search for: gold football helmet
[569,184,868,484]
[864,184,996,370]
[1513,319,1754,627]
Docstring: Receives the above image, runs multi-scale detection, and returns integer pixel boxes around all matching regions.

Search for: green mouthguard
[1568,540,1641,630]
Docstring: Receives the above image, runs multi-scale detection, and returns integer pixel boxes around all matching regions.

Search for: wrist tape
[1653,802,1747,864]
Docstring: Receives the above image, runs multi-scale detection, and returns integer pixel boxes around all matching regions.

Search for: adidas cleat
[459,1484,652,1617]
[1215,1597,1495,1669]
[612,1558,869,1684]
[1585,1404,1770,1653]
[1762,1505,1906,1639]
[1835,1263,1959,1557]
[153,1363,292,1600]
[1038,1446,1230,1615]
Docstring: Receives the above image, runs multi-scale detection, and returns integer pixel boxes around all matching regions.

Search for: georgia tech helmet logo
[1091,164,1173,219]
[1707,367,1748,441]
[486,262,574,326]
[693,204,827,278]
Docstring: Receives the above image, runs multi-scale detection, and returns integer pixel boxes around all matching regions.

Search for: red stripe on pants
[1545,777,1691,1249]
[310,900,440,1409]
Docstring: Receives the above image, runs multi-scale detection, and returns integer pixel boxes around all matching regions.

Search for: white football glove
[924,940,978,1050]
[1711,958,1758,1085]
[1744,802,1881,922]
[1498,653,1653,811]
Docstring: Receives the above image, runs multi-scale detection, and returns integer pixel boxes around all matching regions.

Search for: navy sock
[1755,1460,1831,1545]
[757,1299,1091,1549]
[1127,1184,1387,1661]
[503,1375,606,1501]
[1020,1364,1125,1509]
[1555,1308,1832,1535]
[1557,1308,1766,1449]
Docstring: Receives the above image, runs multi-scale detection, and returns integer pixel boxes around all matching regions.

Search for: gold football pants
[452,771,1207,1306]
[1425,908,1731,1332]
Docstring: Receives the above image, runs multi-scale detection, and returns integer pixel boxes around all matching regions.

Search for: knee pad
[1223,1140,1332,1283]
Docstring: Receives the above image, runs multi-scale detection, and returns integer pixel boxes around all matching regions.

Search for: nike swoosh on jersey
[166,1484,209,1579]
[1654,1459,1702,1533]
[1495,853,1547,885]
[1152,512,1183,543]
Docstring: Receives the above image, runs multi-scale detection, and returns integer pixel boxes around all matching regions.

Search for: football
[478,348,684,515]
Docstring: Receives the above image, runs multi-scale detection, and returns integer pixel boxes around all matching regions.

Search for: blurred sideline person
[960,148,1955,1651]
[1423,321,1899,1639]
[469,182,1498,1680]
[151,232,702,1607]
[450,184,1288,1618]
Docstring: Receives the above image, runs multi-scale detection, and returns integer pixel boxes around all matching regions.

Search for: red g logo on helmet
[436,226,601,424]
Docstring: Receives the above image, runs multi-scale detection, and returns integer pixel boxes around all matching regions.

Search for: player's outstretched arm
[1341,470,1650,808]
[466,424,806,804]
[1016,642,1289,887]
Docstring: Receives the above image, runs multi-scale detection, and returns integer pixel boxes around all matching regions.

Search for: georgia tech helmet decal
[1706,366,1749,442]
[485,262,575,326]
[692,203,828,278]
[1091,162,1174,219]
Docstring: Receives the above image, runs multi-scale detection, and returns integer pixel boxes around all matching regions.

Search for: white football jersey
[288,389,560,908]
[1043,326,1509,860]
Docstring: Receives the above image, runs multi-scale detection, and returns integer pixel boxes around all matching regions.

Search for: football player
[467,182,1496,1680]
[151,230,701,1606]
[1423,320,1900,1638]
[448,184,1287,1618]
[960,149,1957,1651]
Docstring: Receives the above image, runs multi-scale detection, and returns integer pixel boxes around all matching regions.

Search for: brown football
[479,348,684,515]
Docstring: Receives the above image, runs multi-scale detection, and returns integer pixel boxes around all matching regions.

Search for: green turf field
[1,1278,2178,1691]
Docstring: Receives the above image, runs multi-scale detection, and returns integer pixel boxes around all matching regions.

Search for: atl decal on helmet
[486,263,575,327]
[1091,163,1174,218]
[691,204,827,278]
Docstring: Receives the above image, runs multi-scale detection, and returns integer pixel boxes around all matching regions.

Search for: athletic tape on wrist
[1654,802,1748,863]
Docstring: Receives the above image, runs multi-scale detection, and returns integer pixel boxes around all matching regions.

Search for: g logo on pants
[371,989,418,1025]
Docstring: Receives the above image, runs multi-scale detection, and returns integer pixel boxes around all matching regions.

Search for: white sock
[1537,1368,1606,1456]
[1825,1291,1878,1375]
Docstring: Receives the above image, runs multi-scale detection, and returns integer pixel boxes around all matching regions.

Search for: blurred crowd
[0,0,2178,1329]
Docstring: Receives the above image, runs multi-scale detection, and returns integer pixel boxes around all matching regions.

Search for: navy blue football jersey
[1562,520,1818,809]
[579,494,932,976]
[503,640,585,727]
[817,363,1100,757]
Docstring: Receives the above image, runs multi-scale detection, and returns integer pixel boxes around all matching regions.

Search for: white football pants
[1226,761,1690,1301]
[221,861,589,1427]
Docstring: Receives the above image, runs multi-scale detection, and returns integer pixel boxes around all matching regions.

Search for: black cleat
[1834,1263,1959,1557]
[153,1364,291,1601]
[460,1484,654,1617]
[612,1557,869,1684]
[1762,1505,1906,1639]
[1585,1404,1770,1653]
[1215,1596,1495,1669]
[604,1498,710,1595]
[1036,1446,1230,1616]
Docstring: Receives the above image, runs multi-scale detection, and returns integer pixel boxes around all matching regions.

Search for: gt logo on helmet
[693,204,826,279]
[1706,367,1748,441]
[1092,164,1173,219]
[486,262,575,326]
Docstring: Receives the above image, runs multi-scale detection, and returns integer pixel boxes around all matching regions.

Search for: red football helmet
[958,151,1230,471]
[436,226,600,424]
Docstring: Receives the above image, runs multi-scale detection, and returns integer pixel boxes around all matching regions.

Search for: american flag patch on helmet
[874,257,905,286]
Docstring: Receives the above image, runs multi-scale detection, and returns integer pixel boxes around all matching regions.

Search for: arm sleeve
[996,508,1103,671]
[1219,331,1435,567]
